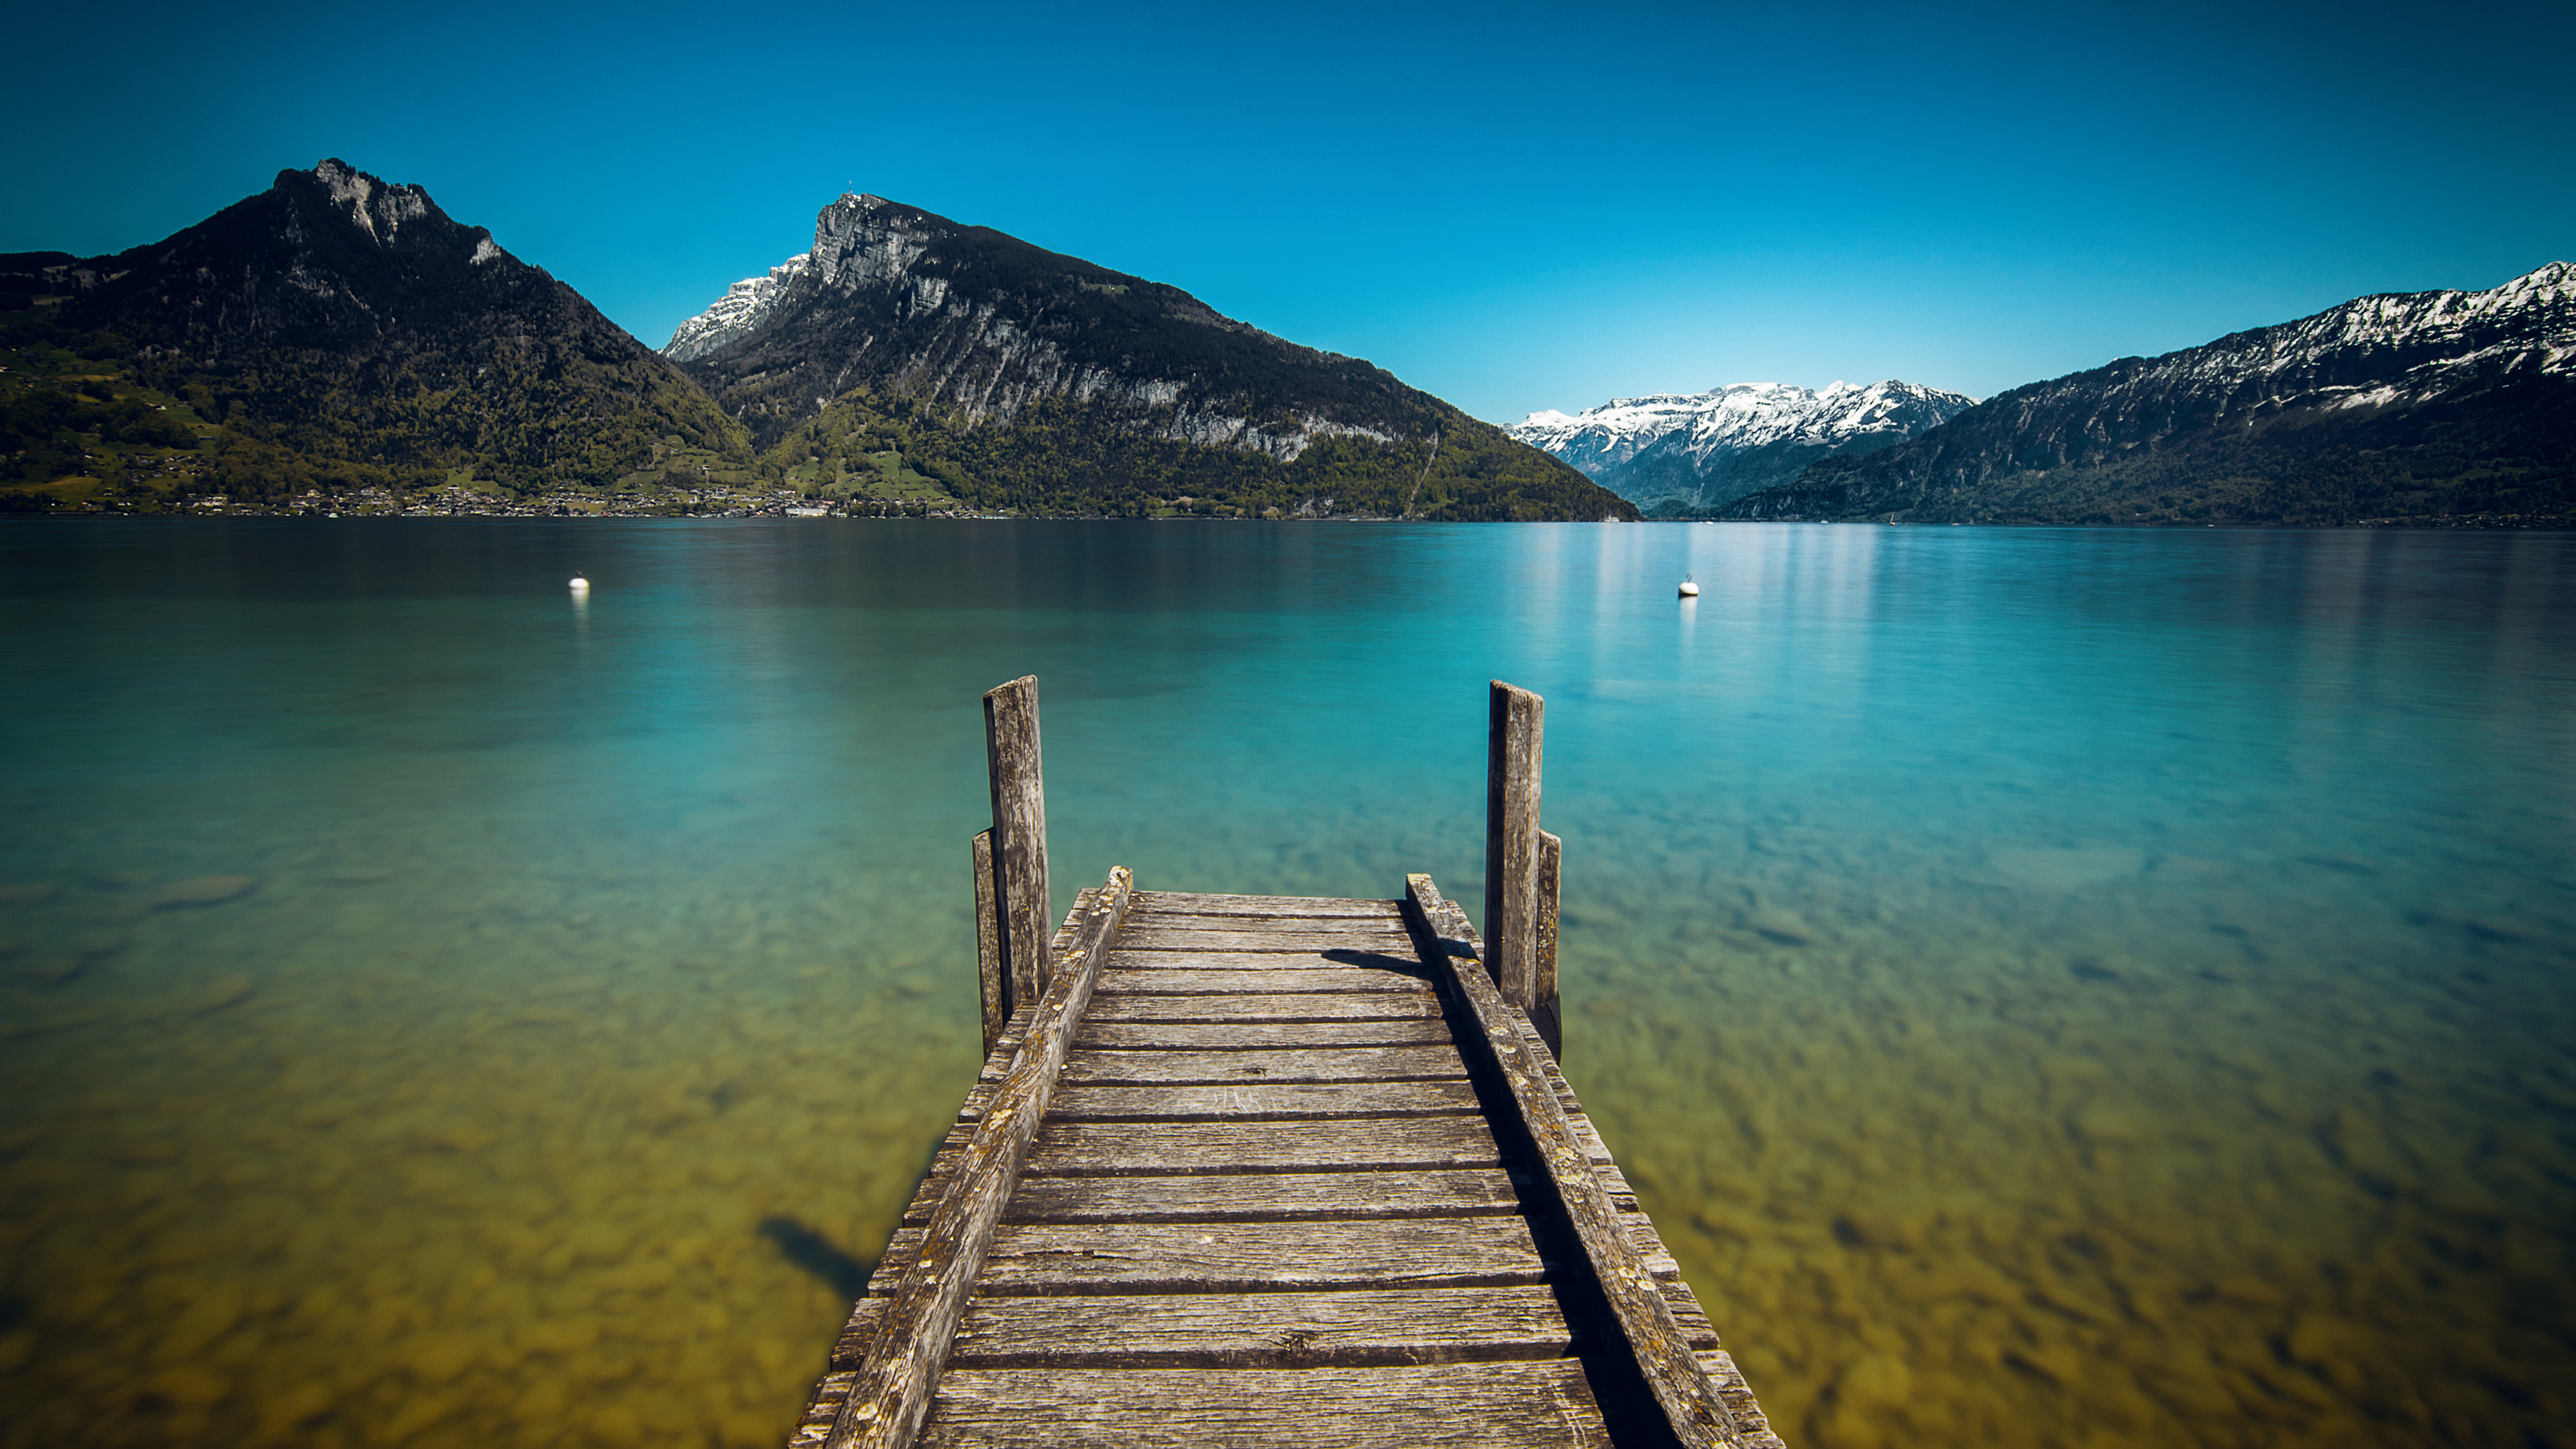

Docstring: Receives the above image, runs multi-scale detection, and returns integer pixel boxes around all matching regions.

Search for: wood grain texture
[902,1216,1550,1294]
[996,1168,1528,1224]
[1018,1116,1503,1175]
[971,830,1003,1056]
[1092,967,1427,996]
[1083,989,1443,1023]
[981,676,1049,1010]
[1485,680,1544,1014]
[1111,912,1406,934]
[1534,826,1564,1060]
[1127,891,1399,918]
[917,1362,1611,1449]
[1110,926,1415,953]
[1405,873,1748,1449]
[832,1266,1727,1365]
[1060,1045,1468,1086]
[1046,1079,1485,1120]
[943,1286,1578,1368]
[822,864,1130,1449]
[1102,948,1432,973]
[1073,1018,1456,1051]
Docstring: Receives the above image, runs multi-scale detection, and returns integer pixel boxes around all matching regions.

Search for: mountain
[5,160,750,504]
[1507,380,1974,515]
[663,195,1632,521]
[1717,264,2576,526]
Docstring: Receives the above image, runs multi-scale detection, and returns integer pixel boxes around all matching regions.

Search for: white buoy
[569,575,590,593]
[1677,574,1699,598]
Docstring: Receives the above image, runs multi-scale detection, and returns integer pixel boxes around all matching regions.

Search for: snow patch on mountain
[664,254,810,362]
[1509,379,1974,508]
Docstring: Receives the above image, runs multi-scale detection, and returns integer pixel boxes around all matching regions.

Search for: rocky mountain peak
[299,158,437,246]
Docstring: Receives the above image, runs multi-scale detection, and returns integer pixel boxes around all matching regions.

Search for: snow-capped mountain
[1721,262,2576,525]
[664,255,807,363]
[1507,380,1974,511]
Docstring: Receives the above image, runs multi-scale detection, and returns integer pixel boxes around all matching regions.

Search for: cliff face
[42,160,747,492]
[666,195,1633,520]
[1719,264,2576,525]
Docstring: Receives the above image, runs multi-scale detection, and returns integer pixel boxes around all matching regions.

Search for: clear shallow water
[1,518,2570,1448]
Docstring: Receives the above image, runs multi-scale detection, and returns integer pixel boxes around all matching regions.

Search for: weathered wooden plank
[1020,1116,1502,1175]
[1127,890,1399,918]
[971,829,1004,1056]
[1083,989,1443,1022]
[834,1261,1721,1362]
[823,865,1131,1449]
[1073,1019,1456,1051]
[1110,911,1407,934]
[1485,681,1545,1014]
[897,1167,1529,1231]
[1093,967,1428,996]
[943,1285,1577,1369]
[1405,873,1747,1449]
[922,1216,1550,1294]
[1061,1045,1467,1086]
[1046,1079,1484,1120]
[1699,1350,1792,1449]
[1103,948,1431,973]
[1533,826,1563,1059]
[982,676,1050,1010]
[1005,1168,1526,1224]
[1110,926,1416,953]
[917,1362,1611,1449]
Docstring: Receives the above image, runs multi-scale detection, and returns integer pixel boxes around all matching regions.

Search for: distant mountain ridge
[22,160,747,496]
[663,194,1633,520]
[1509,380,1974,513]
[1719,264,2576,525]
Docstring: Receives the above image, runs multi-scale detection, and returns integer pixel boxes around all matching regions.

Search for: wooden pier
[788,678,1782,1448]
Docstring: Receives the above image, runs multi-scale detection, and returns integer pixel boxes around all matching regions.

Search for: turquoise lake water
[1,518,2570,1448]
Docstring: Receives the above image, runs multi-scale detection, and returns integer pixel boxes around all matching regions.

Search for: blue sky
[6,0,2569,423]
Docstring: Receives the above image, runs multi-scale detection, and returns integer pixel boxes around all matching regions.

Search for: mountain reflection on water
[1,518,2569,1448]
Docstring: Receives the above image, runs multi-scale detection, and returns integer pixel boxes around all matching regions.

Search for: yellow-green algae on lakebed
[0,846,980,1449]
[2,518,2571,1448]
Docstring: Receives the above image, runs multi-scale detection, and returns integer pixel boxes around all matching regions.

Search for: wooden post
[1533,828,1562,1059]
[983,676,1049,1014]
[1484,681,1544,1014]
[970,829,1003,1055]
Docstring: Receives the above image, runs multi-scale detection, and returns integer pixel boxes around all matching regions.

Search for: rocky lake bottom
[1,518,2569,1448]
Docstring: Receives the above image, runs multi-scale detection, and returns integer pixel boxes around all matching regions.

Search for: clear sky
[6,0,2569,424]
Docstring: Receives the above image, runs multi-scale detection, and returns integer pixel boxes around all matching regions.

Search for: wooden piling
[983,676,1050,1013]
[971,830,1004,1055]
[1533,828,1563,1059]
[1485,681,1544,1016]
